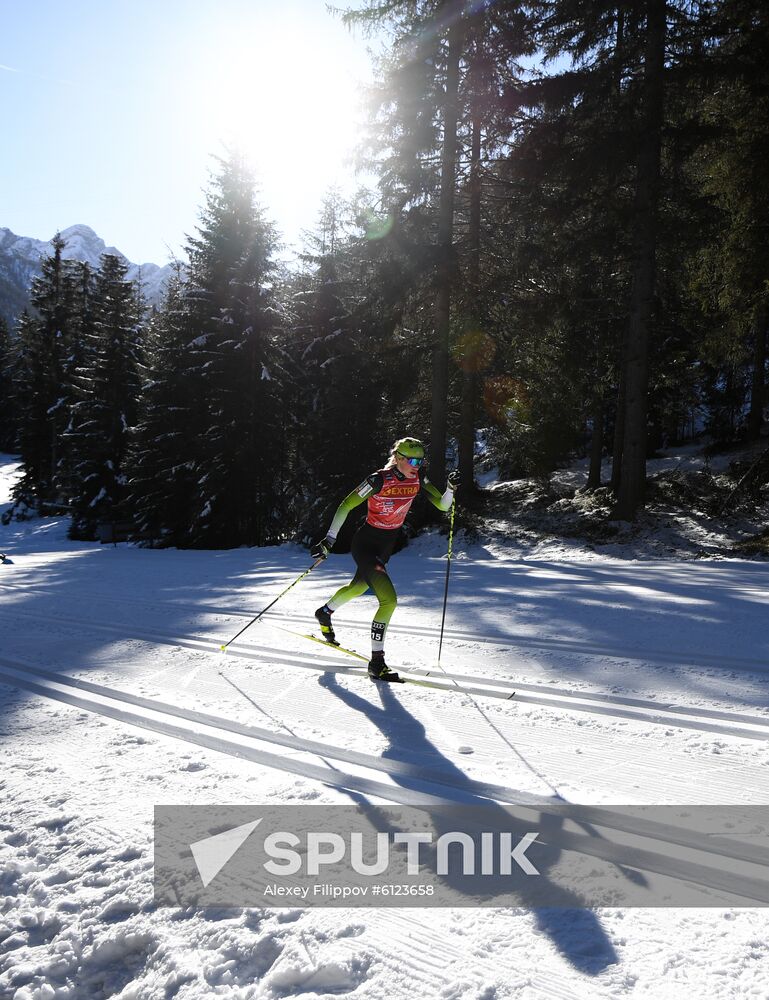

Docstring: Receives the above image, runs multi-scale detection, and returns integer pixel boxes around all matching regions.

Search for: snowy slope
[1,452,769,999]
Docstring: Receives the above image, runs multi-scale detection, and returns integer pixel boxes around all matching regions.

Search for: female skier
[311,437,458,682]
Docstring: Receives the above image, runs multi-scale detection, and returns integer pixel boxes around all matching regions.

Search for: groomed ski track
[1,589,768,741]
[3,484,769,999]
[2,577,769,672]
[2,654,769,906]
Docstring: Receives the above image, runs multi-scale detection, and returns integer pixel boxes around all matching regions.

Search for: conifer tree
[183,151,284,547]
[342,2,462,488]
[287,189,391,540]
[512,1,683,514]
[12,236,84,505]
[0,316,18,454]
[613,0,667,520]
[341,0,531,489]
[10,312,43,506]
[52,260,95,502]
[67,254,143,538]
[126,267,201,545]
[686,0,769,441]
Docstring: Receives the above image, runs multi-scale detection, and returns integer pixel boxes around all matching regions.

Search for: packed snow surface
[1,452,769,999]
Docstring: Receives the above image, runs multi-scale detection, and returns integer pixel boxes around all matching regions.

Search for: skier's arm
[325,473,384,541]
[421,476,456,512]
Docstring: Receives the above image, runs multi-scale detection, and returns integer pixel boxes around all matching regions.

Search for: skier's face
[395,452,422,477]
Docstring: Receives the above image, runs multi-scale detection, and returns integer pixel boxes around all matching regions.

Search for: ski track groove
[5,661,769,910]
[200,666,769,805]
[2,606,766,808]
[0,680,769,902]
[1,604,768,743]
[3,653,769,894]
[1,576,768,674]
[0,609,769,740]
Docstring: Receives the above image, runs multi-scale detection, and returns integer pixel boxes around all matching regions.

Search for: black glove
[447,470,460,490]
[311,536,334,560]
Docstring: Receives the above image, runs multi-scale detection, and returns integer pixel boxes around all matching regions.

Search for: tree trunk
[587,395,604,489]
[747,305,767,440]
[614,0,665,521]
[430,8,461,489]
[611,354,625,494]
[608,10,626,497]
[458,103,482,498]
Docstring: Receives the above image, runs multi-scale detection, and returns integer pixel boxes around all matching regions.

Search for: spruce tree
[0,317,18,454]
[183,151,284,547]
[53,260,95,502]
[12,236,84,505]
[287,189,391,541]
[67,254,143,539]
[126,268,201,545]
[685,1,769,442]
[341,1,531,489]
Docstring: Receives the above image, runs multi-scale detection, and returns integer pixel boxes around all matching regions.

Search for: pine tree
[67,254,143,539]
[183,150,284,548]
[613,0,667,520]
[341,1,532,489]
[685,1,769,442]
[0,316,18,454]
[12,236,84,505]
[286,189,391,541]
[126,267,201,545]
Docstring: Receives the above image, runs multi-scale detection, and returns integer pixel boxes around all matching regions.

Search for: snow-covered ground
[2,451,769,999]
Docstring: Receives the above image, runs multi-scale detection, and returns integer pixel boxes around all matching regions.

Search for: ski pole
[220,557,325,652]
[436,493,456,667]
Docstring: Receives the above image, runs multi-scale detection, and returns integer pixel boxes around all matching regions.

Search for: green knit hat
[393,437,425,459]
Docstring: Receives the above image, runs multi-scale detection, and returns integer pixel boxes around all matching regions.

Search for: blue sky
[0,1,377,264]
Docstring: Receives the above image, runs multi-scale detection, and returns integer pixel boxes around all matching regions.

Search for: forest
[0,0,766,549]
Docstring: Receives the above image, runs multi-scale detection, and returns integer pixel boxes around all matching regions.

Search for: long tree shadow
[406,551,769,713]
[317,670,620,976]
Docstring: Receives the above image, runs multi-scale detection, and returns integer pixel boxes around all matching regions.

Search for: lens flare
[453,330,496,374]
[363,210,394,241]
[483,376,531,425]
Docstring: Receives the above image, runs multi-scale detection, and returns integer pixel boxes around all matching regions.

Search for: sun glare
[206,15,366,244]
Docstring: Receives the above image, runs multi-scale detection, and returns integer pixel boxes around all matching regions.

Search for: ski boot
[368,652,403,684]
[314,605,338,645]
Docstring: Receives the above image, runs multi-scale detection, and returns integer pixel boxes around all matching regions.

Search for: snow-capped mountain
[0,224,175,327]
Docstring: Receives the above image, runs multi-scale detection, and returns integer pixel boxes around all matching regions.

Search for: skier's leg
[321,525,375,614]
[367,564,397,654]
[316,525,399,674]
[326,571,369,610]
[366,565,400,680]
[315,571,368,642]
